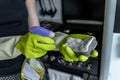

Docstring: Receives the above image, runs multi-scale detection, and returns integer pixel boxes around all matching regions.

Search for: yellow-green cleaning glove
[59,34,98,62]
[15,32,56,58]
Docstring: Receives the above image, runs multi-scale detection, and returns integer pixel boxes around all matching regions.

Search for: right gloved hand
[58,34,98,62]
[15,32,56,58]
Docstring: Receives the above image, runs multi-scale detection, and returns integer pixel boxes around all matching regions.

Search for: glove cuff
[29,26,55,37]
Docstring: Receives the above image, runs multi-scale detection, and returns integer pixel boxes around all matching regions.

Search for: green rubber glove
[15,32,56,58]
[59,34,98,62]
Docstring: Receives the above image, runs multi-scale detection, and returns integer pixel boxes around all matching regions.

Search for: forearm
[26,0,40,28]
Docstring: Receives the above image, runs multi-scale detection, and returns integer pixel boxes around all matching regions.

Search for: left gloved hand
[59,34,98,62]
[15,27,56,58]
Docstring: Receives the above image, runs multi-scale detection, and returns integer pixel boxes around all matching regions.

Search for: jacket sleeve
[0,36,22,60]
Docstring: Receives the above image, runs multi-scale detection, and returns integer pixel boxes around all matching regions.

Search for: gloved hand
[59,34,98,62]
[15,27,56,58]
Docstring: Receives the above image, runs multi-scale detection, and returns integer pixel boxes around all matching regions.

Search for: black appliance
[38,0,105,80]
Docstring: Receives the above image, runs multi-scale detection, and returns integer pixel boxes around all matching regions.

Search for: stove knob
[57,56,66,65]
[43,55,49,60]
[77,62,84,67]
[67,62,73,66]
[64,29,71,33]
[50,56,56,61]
[86,63,92,70]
